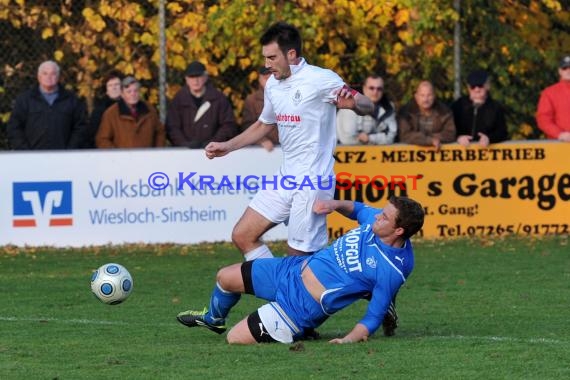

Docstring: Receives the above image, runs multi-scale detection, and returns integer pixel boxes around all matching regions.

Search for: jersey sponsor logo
[12,181,73,228]
[339,227,363,273]
[292,89,303,106]
[275,113,301,123]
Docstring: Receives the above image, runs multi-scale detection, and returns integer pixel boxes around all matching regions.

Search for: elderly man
[451,70,509,147]
[398,81,456,149]
[95,76,165,148]
[337,75,397,145]
[7,60,87,150]
[166,61,238,148]
[536,55,570,142]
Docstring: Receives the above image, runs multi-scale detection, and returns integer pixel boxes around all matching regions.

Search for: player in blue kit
[176,196,424,344]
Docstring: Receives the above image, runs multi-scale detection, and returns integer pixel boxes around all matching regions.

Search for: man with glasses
[536,55,570,142]
[451,70,508,148]
[337,75,398,145]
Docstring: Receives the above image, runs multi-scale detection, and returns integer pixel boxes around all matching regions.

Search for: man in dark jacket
[166,61,238,148]
[452,70,508,147]
[7,60,87,150]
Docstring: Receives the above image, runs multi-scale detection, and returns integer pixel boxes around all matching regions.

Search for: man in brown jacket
[398,81,456,150]
[166,61,238,149]
[96,76,165,148]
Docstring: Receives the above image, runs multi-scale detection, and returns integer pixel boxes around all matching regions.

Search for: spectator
[241,66,279,151]
[86,70,123,148]
[7,60,87,150]
[451,70,508,147]
[337,74,397,145]
[166,61,238,148]
[398,81,456,149]
[536,55,570,142]
[95,76,165,148]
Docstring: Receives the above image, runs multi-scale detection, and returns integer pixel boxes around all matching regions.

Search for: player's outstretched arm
[205,121,276,159]
[329,323,369,344]
[335,85,374,116]
[313,199,355,218]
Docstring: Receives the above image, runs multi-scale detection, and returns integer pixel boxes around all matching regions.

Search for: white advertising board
[0,148,287,246]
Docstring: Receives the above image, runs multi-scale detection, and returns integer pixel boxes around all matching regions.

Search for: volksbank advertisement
[1,148,287,246]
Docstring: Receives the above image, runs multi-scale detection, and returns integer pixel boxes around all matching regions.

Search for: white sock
[244,244,274,261]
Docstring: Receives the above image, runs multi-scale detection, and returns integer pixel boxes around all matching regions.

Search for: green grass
[1,237,569,379]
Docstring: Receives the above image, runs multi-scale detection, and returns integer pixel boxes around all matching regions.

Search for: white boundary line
[0,316,172,327]
[1,316,567,345]
[417,334,566,345]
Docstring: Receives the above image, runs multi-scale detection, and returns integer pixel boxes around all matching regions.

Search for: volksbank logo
[12,182,73,228]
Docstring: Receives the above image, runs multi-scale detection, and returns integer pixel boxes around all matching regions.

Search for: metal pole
[158,0,167,123]
[453,0,461,100]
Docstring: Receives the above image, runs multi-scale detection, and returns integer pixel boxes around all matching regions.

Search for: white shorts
[257,302,300,344]
[249,179,334,252]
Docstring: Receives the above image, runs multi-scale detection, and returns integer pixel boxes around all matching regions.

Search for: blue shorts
[249,257,329,339]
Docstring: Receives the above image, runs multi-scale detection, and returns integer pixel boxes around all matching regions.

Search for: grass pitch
[1,237,568,379]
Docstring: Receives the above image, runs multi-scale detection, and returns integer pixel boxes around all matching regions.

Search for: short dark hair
[364,74,383,83]
[390,196,424,240]
[260,22,302,58]
[103,70,123,86]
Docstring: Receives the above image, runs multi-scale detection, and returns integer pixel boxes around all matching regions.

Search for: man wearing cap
[96,76,165,148]
[166,61,238,148]
[241,66,279,151]
[451,70,508,148]
[536,55,570,142]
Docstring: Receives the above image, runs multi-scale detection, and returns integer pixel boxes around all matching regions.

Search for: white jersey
[259,58,344,182]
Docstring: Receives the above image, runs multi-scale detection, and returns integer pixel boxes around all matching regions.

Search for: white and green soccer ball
[91,263,133,305]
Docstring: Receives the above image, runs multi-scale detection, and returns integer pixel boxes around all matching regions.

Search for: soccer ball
[90,263,133,305]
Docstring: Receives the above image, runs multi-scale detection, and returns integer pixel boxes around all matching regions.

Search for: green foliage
[0,237,569,379]
[0,0,567,137]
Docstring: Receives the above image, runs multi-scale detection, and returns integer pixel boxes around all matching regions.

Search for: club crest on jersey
[292,89,302,106]
[366,257,377,269]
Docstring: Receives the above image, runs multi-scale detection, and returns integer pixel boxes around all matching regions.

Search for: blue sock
[205,282,240,324]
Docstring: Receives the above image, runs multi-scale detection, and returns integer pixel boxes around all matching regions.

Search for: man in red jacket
[536,55,570,142]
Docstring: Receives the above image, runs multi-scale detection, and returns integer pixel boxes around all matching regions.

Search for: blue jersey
[305,202,415,334]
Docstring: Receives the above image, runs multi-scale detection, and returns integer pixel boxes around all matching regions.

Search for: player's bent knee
[216,264,243,292]
[216,266,230,283]
[226,320,257,345]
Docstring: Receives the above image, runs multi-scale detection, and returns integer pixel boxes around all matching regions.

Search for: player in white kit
[176,196,425,344]
[205,22,374,259]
